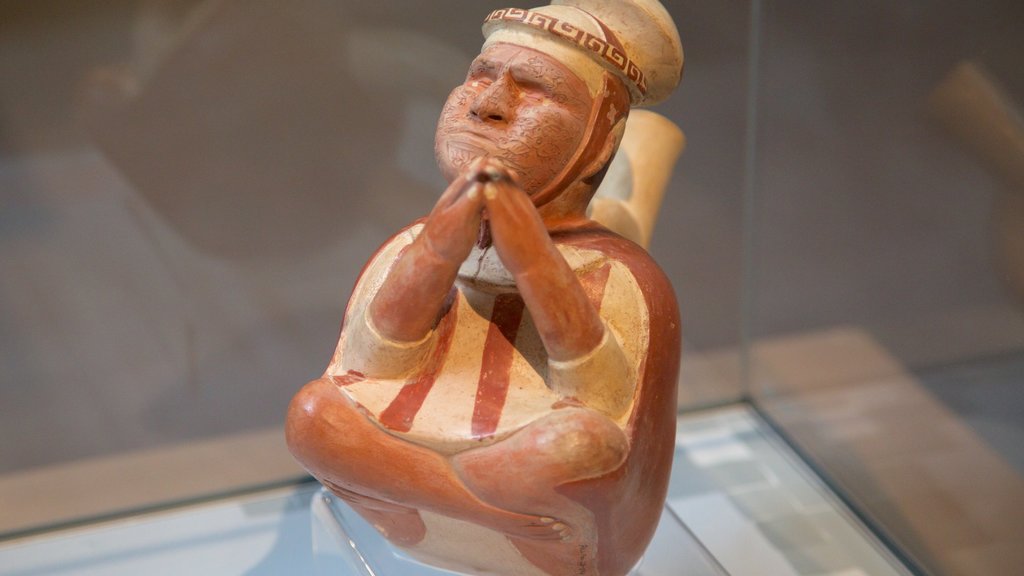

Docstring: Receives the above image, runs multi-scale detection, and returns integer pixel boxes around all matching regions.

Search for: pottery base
[311,487,701,576]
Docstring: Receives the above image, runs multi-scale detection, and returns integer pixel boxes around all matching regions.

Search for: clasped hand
[421,157,554,278]
[372,156,604,362]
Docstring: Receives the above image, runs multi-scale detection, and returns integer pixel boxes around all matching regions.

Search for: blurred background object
[929,61,1024,306]
[591,109,686,249]
[748,2,1024,574]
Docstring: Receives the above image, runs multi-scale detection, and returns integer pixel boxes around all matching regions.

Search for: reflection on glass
[0,0,748,537]
[748,2,1024,574]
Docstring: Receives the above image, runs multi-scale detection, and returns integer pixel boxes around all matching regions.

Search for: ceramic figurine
[287,2,684,574]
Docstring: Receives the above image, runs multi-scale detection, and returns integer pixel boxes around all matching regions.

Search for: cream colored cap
[482,1,683,106]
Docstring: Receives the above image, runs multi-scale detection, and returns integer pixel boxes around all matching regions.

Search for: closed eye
[468,59,499,82]
[514,77,549,95]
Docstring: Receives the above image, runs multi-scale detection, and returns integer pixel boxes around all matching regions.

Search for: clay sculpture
[287,2,684,574]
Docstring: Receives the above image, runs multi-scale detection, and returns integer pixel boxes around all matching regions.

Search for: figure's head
[435,1,683,213]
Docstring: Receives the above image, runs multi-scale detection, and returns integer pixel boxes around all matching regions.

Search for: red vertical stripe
[580,262,612,310]
[378,291,460,432]
[331,371,366,387]
[471,293,526,438]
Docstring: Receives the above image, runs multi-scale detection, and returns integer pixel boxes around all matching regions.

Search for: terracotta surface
[286,2,684,574]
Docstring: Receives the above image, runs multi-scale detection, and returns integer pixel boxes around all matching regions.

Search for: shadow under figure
[287,2,685,574]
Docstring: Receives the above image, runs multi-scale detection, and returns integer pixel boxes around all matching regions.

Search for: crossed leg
[287,378,630,574]
[452,407,630,576]
[286,377,568,547]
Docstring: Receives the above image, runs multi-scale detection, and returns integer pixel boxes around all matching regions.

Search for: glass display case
[746,2,1024,575]
[1,1,1020,575]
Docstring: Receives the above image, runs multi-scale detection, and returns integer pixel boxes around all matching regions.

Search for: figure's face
[435,43,594,196]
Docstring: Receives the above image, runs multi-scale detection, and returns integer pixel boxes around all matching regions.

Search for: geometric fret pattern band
[485,8,648,96]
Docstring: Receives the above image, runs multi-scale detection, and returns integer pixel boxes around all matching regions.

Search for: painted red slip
[331,371,366,387]
[551,225,682,576]
[579,262,612,310]
[378,290,460,433]
[471,293,526,438]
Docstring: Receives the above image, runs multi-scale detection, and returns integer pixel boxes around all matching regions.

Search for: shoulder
[552,223,673,294]
[378,219,426,254]
[356,220,425,278]
[343,220,425,315]
[554,221,679,335]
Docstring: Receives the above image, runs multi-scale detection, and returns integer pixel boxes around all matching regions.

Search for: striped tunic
[326,223,650,455]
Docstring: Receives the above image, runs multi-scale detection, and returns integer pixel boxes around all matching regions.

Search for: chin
[434,146,459,183]
[437,137,484,180]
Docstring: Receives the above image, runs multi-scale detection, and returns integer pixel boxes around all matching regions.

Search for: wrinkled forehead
[479,31,607,98]
[470,43,594,100]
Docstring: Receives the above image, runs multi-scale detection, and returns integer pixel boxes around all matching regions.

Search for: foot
[321,478,428,547]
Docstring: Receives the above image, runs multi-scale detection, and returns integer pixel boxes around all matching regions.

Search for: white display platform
[311,487,720,576]
[0,407,909,576]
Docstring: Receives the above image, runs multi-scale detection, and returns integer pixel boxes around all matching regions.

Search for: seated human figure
[286,2,684,575]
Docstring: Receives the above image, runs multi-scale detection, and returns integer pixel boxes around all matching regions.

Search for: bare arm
[368,164,486,343]
[481,174,604,362]
[481,167,633,417]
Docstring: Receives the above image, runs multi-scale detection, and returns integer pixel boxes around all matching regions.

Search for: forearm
[514,250,605,362]
[514,248,634,418]
[369,237,462,343]
[369,168,484,342]
[333,229,448,379]
[481,177,604,360]
[479,171,635,415]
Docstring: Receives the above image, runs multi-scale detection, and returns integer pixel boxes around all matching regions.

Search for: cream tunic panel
[327,224,650,454]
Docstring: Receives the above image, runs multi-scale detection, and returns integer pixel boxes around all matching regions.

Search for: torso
[334,224,651,455]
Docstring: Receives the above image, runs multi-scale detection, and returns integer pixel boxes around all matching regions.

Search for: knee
[534,409,629,477]
[286,378,413,500]
[285,378,344,468]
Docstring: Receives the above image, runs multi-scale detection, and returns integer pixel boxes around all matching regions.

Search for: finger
[510,525,566,541]
[482,178,537,224]
[431,181,482,226]
[461,156,495,186]
[432,158,486,214]
[430,180,469,217]
[551,522,573,541]
[477,158,519,185]
[422,181,486,262]
[481,179,550,272]
[443,181,486,222]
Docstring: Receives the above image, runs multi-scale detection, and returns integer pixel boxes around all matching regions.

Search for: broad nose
[470,73,517,124]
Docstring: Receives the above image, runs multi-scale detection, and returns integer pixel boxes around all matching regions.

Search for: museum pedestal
[310,487,695,576]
